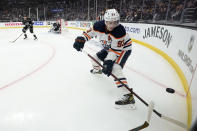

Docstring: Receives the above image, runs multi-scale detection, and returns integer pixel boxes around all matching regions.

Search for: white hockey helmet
[104,9,120,22]
[104,9,120,31]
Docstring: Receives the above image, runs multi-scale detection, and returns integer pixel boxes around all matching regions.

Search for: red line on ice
[0,43,56,90]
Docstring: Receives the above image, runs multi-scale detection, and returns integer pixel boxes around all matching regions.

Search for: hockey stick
[129,101,154,131]
[10,32,24,43]
[82,49,189,130]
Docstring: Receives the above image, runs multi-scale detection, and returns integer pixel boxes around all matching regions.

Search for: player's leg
[90,49,108,74]
[48,27,54,32]
[22,26,28,39]
[112,50,135,109]
[112,64,135,109]
[54,27,60,34]
[29,26,37,40]
[54,27,58,31]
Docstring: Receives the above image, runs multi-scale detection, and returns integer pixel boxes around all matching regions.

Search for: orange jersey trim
[125,41,132,46]
[116,81,127,85]
[116,51,125,64]
[109,49,121,55]
[83,32,91,40]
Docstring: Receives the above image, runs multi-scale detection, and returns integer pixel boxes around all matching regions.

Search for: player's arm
[105,33,132,66]
[102,34,132,76]
[105,36,131,62]
[82,27,97,41]
[102,48,117,76]
[123,33,132,51]
[73,23,97,51]
[81,20,104,42]
[29,19,34,26]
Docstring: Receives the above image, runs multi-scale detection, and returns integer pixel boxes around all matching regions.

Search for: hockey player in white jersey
[73,9,135,109]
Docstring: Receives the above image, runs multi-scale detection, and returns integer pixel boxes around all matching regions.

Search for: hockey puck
[166,88,175,93]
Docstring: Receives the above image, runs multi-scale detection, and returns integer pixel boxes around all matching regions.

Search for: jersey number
[117,40,124,47]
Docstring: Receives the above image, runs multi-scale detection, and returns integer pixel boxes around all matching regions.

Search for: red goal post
[56,19,67,34]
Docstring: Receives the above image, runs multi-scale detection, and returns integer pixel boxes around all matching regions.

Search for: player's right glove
[73,36,86,51]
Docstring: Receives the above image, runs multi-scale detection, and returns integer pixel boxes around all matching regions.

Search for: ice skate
[115,93,136,110]
[90,69,102,74]
[34,35,38,40]
[24,34,27,39]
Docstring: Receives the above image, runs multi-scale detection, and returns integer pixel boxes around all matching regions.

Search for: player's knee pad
[112,64,128,88]
[112,64,124,78]
[91,54,101,66]
[96,49,108,61]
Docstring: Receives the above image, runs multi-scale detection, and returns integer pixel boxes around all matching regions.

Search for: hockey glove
[73,36,86,51]
[102,60,114,77]
[22,28,26,33]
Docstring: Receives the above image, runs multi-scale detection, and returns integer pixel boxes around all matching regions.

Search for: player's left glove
[102,60,114,77]
[73,36,86,51]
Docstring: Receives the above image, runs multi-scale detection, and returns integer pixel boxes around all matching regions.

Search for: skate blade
[90,71,102,75]
[91,73,102,75]
[115,104,136,110]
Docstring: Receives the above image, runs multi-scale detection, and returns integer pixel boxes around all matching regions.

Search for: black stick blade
[129,121,149,131]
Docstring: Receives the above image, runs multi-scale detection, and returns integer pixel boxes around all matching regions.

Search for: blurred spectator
[171,4,183,21]
[0,0,196,27]
[125,11,133,22]
[133,11,140,22]
[97,10,105,21]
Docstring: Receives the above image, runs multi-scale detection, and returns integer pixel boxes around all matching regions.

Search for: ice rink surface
[0,28,187,131]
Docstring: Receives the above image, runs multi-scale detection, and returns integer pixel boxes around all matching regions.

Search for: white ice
[0,28,187,131]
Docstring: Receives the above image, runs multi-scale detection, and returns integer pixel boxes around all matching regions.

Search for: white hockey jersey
[82,20,132,61]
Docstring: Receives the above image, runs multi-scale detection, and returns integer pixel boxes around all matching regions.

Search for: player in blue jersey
[73,9,135,109]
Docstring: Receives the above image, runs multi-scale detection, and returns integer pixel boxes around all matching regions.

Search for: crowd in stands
[0,0,196,25]
[118,0,197,23]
